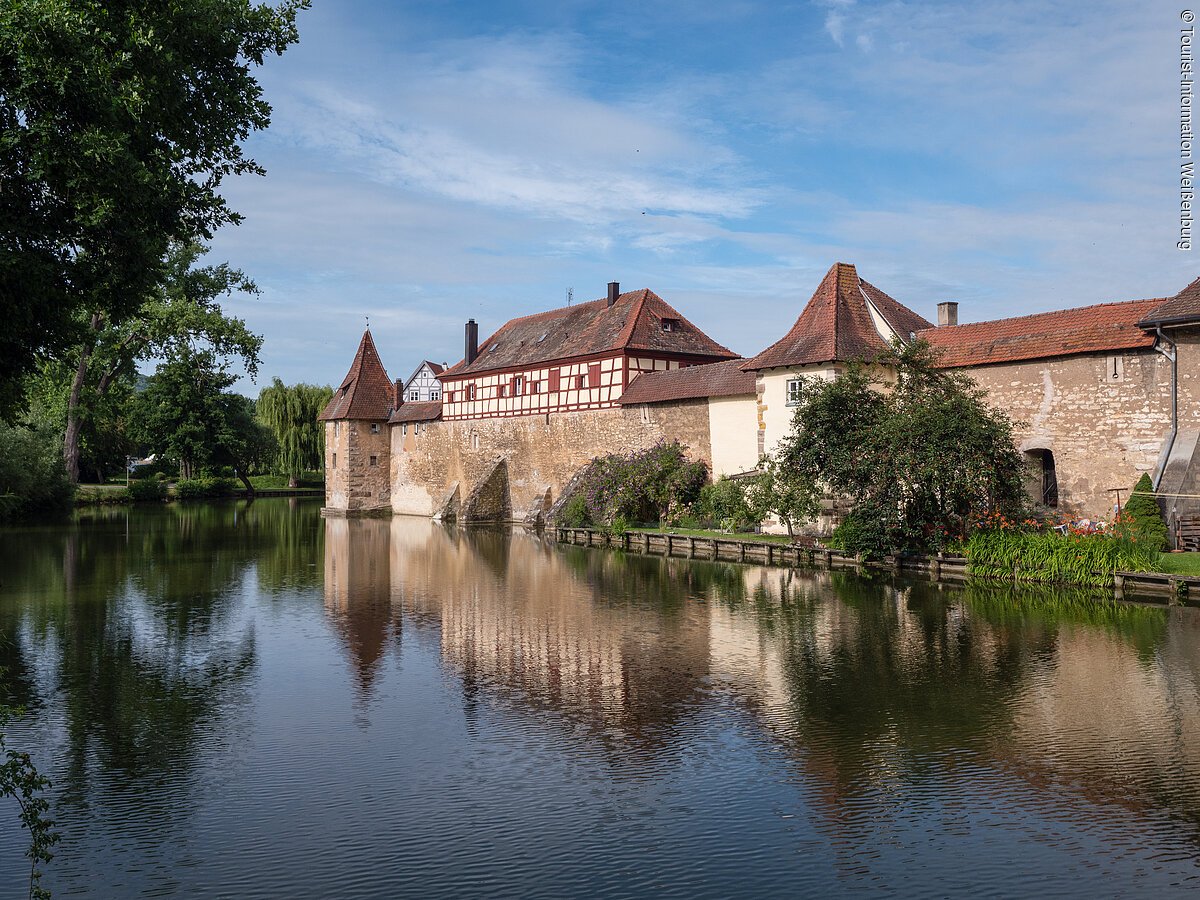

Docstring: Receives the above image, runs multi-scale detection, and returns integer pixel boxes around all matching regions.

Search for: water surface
[1,500,1199,897]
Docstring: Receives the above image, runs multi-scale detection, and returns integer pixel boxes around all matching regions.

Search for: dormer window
[661,318,678,332]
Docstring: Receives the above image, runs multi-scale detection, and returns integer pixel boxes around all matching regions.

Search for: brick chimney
[937,301,959,327]
[465,319,479,364]
[607,281,620,307]
[393,378,403,410]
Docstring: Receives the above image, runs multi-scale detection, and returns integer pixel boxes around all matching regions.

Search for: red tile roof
[1139,277,1200,325]
[440,289,737,379]
[618,358,756,405]
[741,263,933,371]
[388,400,443,424]
[318,330,394,421]
[919,298,1163,368]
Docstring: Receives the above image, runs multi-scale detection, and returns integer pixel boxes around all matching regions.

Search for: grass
[627,525,795,544]
[1155,552,1200,576]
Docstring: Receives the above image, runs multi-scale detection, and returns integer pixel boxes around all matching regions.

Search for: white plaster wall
[757,365,837,456]
[708,395,759,476]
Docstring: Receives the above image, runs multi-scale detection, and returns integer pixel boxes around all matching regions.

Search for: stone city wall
[390,400,711,521]
[958,348,1172,519]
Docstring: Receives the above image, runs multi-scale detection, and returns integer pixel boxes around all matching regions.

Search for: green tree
[0,0,307,422]
[0,413,74,523]
[770,340,1026,556]
[1121,473,1170,553]
[256,380,333,486]
[57,241,262,483]
[128,351,274,491]
[1,704,59,900]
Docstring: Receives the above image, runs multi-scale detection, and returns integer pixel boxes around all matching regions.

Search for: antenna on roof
[566,287,573,307]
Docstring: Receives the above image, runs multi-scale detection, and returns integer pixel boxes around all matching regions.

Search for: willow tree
[256,380,333,486]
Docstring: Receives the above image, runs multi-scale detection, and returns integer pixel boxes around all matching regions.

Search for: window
[468,384,477,400]
[472,432,480,450]
[576,374,586,390]
[431,390,440,400]
[334,421,340,436]
[369,455,378,467]
[332,452,337,467]
[661,317,677,332]
[499,384,507,398]
[530,381,540,394]
[514,375,524,395]
[786,378,803,406]
[409,390,420,401]
[370,423,380,434]
[641,405,650,424]
[401,424,407,435]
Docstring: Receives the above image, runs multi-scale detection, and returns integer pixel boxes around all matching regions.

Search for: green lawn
[247,472,324,490]
[1155,553,1200,576]
[627,526,795,545]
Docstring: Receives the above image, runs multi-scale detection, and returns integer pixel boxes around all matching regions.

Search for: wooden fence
[554,528,1200,603]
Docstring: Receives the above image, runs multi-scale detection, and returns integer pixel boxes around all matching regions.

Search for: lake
[1,499,1199,897]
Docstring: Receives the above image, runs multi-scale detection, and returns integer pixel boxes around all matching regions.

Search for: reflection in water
[325,517,1200,873]
[2,502,1200,897]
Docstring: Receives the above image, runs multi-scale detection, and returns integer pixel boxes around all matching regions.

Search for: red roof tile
[440,289,737,379]
[618,358,756,405]
[920,299,1162,368]
[741,263,933,371]
[388,400,442,424]
[318,330,394,421]
[1139,277,1200,325]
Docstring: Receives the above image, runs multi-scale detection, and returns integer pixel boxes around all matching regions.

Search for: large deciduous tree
[128,350,274,491]
[57,240,261,482]
[256,380,333,486]
[768,340,1027,556]
[0,0,307,421]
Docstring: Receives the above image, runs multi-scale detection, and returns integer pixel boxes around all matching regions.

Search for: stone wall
[959,348,1173,519]
[390,400,711,520]
[324,419,392,515]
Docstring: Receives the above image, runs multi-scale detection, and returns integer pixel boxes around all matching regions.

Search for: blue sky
[208,0,1194,391]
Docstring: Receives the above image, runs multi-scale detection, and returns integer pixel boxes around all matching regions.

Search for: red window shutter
[549,370,560,392]
[588,363,601,388]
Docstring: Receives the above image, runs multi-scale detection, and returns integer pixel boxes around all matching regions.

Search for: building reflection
[322,516,1200,843]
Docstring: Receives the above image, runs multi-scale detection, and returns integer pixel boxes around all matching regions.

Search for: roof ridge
[918,296,1166,334]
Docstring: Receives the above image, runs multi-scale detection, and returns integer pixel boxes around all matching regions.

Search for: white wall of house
[708,395,759,477]
[404,363,444,402]
[756,365,839,457]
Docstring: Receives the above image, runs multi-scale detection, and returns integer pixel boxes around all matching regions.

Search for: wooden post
[739,542,746,562]
[643,533,650,553]
[666,535,672,556]
[688,537,696,559]
[766,544,773,565]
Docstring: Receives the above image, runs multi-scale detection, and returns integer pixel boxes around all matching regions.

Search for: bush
[128,478,167,502]
[558,494,591,527]
[579,440,708,526]
[828,505,896,558]
[1121,473,1169,553]
[694,478,756,531]
[0,421,73,522]
[609,514,629,536]
[175,476,237,500]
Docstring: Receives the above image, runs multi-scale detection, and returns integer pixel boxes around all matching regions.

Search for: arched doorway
[1025,448,1058,508]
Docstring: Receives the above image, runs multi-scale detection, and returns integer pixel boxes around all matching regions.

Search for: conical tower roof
[742,263,932,371]
[318,329,394,421]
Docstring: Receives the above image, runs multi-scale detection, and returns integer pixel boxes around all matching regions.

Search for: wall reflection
[325,516,1200,842]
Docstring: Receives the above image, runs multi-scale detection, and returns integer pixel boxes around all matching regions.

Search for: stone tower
[318,329,395,516]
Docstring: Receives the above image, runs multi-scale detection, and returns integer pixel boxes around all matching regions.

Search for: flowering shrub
[573,441,707,527]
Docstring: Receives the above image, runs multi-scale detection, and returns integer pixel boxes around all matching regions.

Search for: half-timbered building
[437,282,738,421]
[401,360,446,402]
